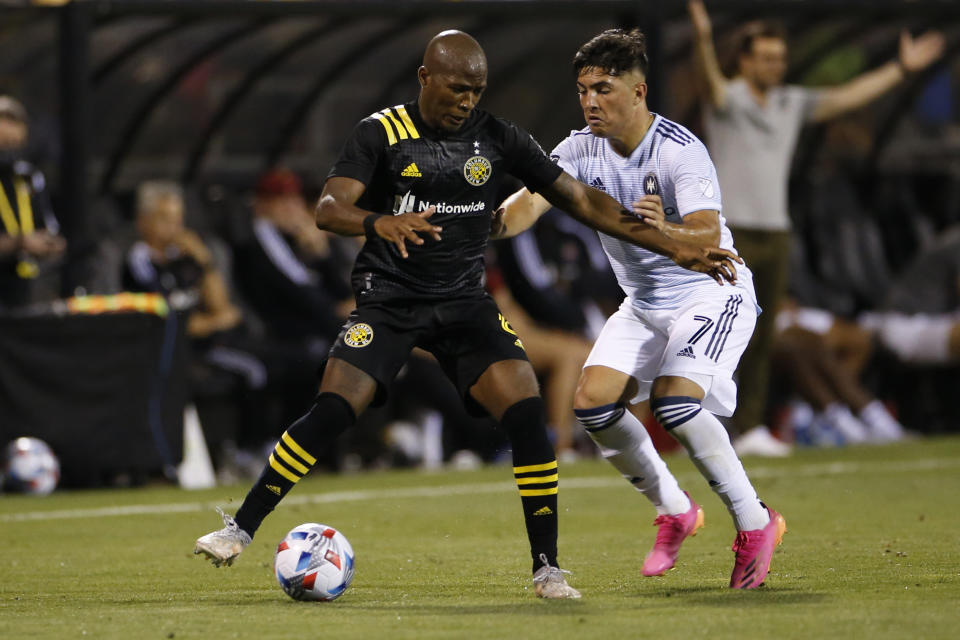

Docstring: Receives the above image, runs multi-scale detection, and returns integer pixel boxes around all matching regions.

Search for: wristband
[363,214,384,240]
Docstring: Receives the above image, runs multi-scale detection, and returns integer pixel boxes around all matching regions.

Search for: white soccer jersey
[551,114,755,310]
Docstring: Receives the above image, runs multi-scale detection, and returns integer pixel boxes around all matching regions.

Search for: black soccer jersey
[328,100,562,302]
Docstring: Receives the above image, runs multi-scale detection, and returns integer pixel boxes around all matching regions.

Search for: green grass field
[2,436,960,640]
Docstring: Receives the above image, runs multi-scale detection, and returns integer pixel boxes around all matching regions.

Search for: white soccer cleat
[532,554,582,599]
[194,507,251,567]
[733,425,791,457]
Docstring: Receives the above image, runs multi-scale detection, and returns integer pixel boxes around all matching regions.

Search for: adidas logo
[589,176,605,191]
[532,506,554,516]
[676,346,696,359]
[266,484,282,496]
[400,162,422,177]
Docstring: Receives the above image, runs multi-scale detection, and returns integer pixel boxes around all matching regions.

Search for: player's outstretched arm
[490,187,553,239]
[688,0,729,110]
[316,176,442,259]
[811,29,945,122]
[540,172,740,284]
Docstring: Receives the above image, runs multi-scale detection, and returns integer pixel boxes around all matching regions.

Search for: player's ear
[417,66,429,88]
[635,81,648,103]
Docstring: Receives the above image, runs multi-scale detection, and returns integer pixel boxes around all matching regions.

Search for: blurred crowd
[2,4,959,482]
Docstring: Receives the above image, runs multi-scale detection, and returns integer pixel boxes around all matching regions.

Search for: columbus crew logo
[463,155,492,186]
[344,323,374,348]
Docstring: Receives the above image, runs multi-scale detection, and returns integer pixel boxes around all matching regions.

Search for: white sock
[823,403,869,444]
[575,403,690,515]
[653,396,769,531]
[858,400,905,442]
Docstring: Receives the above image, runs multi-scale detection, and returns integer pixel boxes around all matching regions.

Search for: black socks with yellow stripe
[234,392,356,538]
[234,392,559,574]
[501,397,559,573]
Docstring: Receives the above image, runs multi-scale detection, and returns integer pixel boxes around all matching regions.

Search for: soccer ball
[274,523,355,601]
[3,437,60,495]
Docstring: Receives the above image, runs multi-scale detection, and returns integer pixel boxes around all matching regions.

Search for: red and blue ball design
[274,523,355,601]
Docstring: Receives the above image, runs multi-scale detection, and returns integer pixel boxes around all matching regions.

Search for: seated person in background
[123,181,242,337]
[123,180,284,469]
[228,169,364,466]
[494,208,622,338]
[486,262,593,461]
[0,95,65,310]
[234,168,354,356]
[773,301,906,445]
[861,225,960,366]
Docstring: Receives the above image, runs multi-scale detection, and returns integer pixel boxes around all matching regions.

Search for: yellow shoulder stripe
[380,108,408,141]
[372,112,398,145]
[395,106,420,139]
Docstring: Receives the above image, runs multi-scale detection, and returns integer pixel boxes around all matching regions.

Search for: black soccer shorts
[326,293,529,415]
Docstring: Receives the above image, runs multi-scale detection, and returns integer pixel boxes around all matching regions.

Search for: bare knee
[318,358,377,417]
[573,367,632,410]
[470,359,540,422]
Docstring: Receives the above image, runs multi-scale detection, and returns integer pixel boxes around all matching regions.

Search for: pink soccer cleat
[642,493,705,577]
[729,505,787,589]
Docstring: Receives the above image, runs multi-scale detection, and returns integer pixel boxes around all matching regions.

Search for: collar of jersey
[406,99,478,139]
[606,112,661,163]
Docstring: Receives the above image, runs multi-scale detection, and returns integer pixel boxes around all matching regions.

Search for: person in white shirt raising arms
[687,0,944,457]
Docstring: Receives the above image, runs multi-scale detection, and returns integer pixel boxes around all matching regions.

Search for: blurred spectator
[122,180,290,470]
[0,95,65,310]
[773,302,906,445]
[862,225,960,366]
[493,210,623,459]
[124,181,243,337]
[688,0,945,456]
[233,168,354,354]
[487,262,593,460]
[495,208,621,337]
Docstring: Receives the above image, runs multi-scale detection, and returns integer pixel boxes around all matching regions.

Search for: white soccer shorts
[584,290,758,416]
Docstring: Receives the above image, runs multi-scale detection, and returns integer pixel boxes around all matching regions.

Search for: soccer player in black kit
[195,30,739,599]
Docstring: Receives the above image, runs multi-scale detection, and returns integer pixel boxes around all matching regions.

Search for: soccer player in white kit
[494,28,785,589]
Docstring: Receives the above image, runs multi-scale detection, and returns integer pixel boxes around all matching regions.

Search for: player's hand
[899,30,945,74]
[489,207,506,238]
[631,195,667,232]
[374,207,442,258]
[671,243,741,285]
[20,230,66,258]
[213,305,243,332]
[688,0,713,39]
[175,229,213,267]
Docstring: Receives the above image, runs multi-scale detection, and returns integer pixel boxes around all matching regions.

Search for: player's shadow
[636,584,827,607]
[336,602,585,615]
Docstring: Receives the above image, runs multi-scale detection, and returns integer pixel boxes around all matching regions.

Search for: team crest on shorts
[463,155,492,186]
[344,323,374,348]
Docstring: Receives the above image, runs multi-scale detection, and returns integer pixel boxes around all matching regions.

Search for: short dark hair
[573,28,649,78]
[738,20,788,56]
